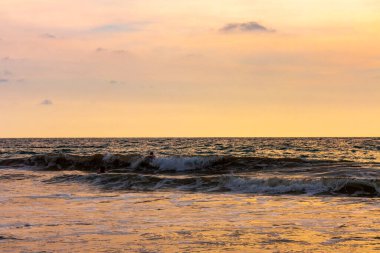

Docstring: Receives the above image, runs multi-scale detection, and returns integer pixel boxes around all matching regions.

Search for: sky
[0,0,379,137]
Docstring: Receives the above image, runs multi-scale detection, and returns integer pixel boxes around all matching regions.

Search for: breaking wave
[44,173,380,197]
[2,153,379,196]
[0,152,336,173]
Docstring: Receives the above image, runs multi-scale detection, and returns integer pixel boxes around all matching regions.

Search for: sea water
[0,138,379,252]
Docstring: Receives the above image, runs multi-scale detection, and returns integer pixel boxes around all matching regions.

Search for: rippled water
[0,138,379,162]
[0,138,379,252]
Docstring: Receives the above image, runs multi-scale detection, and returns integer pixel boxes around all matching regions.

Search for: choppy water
[0,138,379,252]
[1,138,379,162]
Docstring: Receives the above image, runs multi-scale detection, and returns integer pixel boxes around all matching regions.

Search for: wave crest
[0,153,325,173]
[44,173,380,197]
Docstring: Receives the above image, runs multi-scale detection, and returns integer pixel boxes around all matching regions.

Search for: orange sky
[0,0,379,137]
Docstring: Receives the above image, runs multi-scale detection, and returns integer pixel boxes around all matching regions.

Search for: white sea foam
[44,172,380,196]
[152,156,218,171]
[221,176,380,195]
[102,153,115,163]
[222,176,327,195]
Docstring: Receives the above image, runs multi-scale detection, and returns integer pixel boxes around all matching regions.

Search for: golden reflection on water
[0,170,379,252]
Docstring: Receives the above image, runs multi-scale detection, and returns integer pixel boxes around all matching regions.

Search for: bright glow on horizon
[0,0,379,137]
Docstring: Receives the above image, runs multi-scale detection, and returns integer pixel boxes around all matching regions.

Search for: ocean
[0,138,379,252]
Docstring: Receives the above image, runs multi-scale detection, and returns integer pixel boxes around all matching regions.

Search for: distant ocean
[0,138,379,252]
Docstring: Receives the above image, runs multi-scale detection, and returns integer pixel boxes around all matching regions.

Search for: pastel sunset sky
[1,0,379,137]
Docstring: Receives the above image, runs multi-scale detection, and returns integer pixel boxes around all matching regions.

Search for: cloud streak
[40,33,57,39]
[220,22,274,33]
[95,47,132,56]
[3,70,12,76]
[40,99,53,105]
[109,80,125,85]
[91,22,148,33]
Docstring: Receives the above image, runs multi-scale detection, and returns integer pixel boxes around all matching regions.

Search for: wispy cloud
[3,70,12,76]
[95,47,107,52]
[108,80,126,85]
[220,22,275,33]
[0,78,9,84]
[40,99,53,105]
[95,47,131,55]
[40,33,57,39]
[112,49,129,54]
[91,22,148,33]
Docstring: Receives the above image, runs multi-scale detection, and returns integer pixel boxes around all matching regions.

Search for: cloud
[40,33,57,39]
[2,70,12,76]
[40,99,53,105]
[95,47,106,52]
[91,23,144,33]
[220,22,274,33]
[112,49,128,54]
[0,78,9,84]
[95,47,131,56]
[95,47,129,54]
[109,80,124,85]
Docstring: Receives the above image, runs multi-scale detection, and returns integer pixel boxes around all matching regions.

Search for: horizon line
[0,136,378,139]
